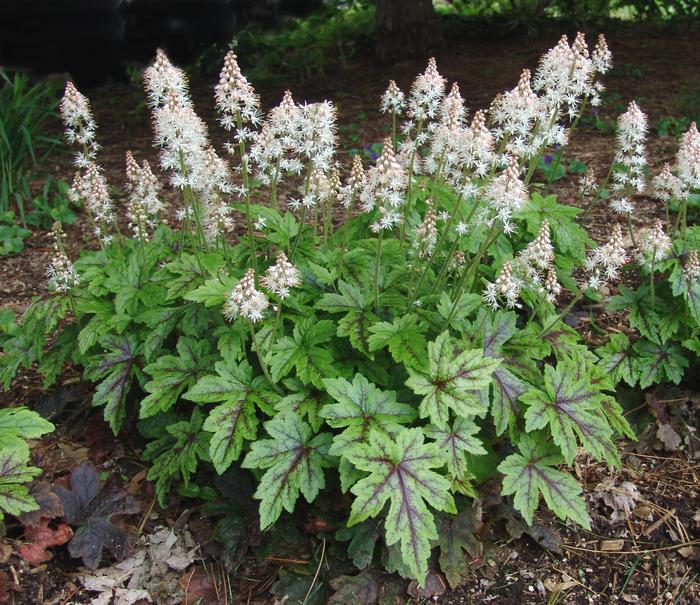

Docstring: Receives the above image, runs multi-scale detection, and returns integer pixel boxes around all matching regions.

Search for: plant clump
[2,33,700,587]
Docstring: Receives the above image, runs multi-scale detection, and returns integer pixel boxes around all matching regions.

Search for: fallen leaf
[17,519,73,565]
[601,539,624,551]
[633,504,653,521]
[329,570,382,604]
[438,508,483,588]
[407,569,447,599]
[505,514,563,555]
[656,424,682,451]
[678,546,699,561]
[646,392,668,424]
[80,526,197,605]
[543,576,577,592]
[55,462,139,569]
[593,477,640,524]
[180,567,224,605]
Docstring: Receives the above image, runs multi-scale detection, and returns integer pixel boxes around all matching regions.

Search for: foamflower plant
[3,34,700,587]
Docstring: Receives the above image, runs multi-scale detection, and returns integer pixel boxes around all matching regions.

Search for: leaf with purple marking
[242,412,333,530]
[346,428,456,584]
[477,311,530,436]
[406,331,499,428]
[633,339,688,389]
[498,434,590,529]
[670,261,700,326]
[84,335,140,434]
[522,359,618,466]
[595,333,636,387]
[185,359,279,474]
[320,373,415,455]
[424,418,485,496]
[54,462,139,569]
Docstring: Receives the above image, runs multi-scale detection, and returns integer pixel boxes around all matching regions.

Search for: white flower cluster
[262,252,302,298]
[483,261,523,310]
[146,50,235,241]
[584,224,628,290]
[60,81,99,166]
[413,200,438,258]
[215,51,261,141]
[610,101,648,214]
[46,222,79,293]
[532,33,606,121]
[592,34,613,74]
[360,138,407,231]
[635,220,672,269]
[225,255,302,322]
[292,101,338,173]
[482,155,529,234]
[579,167,598,197]
[144,48,189,109]
[224,268,269,323]
[684,250,700,283]
[339,155,365,209]
[381,80,405,115]
[484,221,561,309]
[125,151,164,240]
[406,57,447,124]
[491,69,547,159]
[68,162,115,244]
[652,163,686,203]
[60,81,117,244]
[677,122,700,191]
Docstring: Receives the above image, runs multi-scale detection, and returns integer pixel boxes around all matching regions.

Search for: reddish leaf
[17,519,73,565]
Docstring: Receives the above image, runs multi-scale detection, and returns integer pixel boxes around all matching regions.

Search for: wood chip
[601,539,624,551]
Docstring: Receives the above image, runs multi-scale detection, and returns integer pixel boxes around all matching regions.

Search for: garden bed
[1,22,700,605]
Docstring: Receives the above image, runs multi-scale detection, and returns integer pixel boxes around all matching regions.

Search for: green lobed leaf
[267,317,336,389]
[317,281,378,358]
[185,358,279,474]
[424,418,485,496]
[478,311,530,437]
[0,407,54,453]
[633,339,689,389]
[608,285,662,343]
[405,331,499,428]
[143,409,210,506]
[367,313,428,369]
[83,335,140,434]
[184,274,237,308]
[0,447,42,520]
[320,373,416,456]
[522,359,618,466]
[140,337,215,418]
[346,428,456,584]
[498,434,590,529]
[595,333,636,387]
[242,412,334,530]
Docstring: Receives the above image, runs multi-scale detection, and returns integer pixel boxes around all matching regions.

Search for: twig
[562,538,700,556]
[303,539,326,605]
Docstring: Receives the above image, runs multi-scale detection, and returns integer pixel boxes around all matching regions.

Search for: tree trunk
[375,0,439,64]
